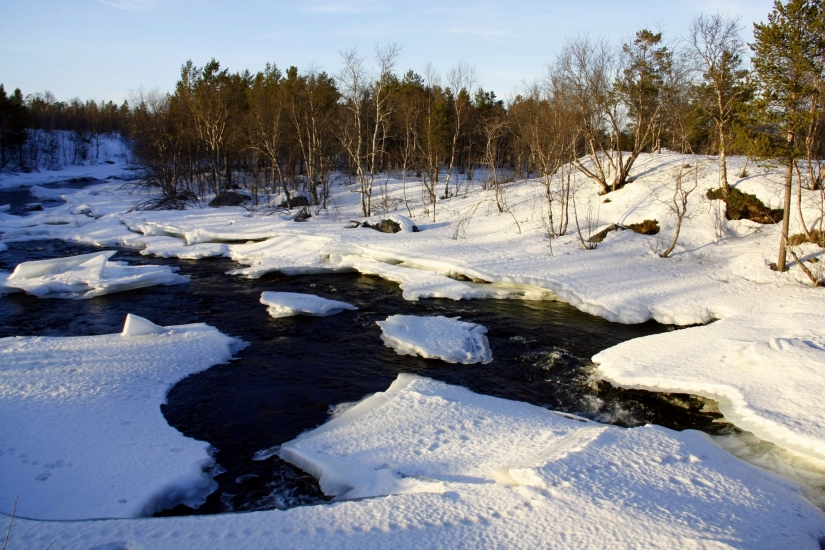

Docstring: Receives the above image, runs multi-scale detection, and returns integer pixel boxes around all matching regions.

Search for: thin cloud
[302,0,386,14]
[98,0,161,12]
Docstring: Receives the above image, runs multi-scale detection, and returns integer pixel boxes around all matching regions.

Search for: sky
[0,0,776,104]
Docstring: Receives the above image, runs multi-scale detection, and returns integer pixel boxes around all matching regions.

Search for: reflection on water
[0,240,727,516]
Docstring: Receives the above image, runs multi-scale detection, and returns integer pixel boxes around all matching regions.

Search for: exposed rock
[208,191,245,207]
[589,224,623,243]
[279,195,310,208]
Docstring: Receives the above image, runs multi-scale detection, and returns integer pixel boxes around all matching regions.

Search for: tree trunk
[777,159,794,272]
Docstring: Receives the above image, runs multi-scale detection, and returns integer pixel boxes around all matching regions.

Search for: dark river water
[0,177,105,215]
[0,239,727,516]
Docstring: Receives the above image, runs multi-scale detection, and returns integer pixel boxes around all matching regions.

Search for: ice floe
[593,313,825,463]
[0,314,243,520]
[1,250,187,298]
[376,315,492,364]
[260,291,357,318]
[6,374,824,548]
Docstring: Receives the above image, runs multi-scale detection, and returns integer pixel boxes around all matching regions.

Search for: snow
[2,152,825,545]
[593,313,825,462]
[0,314,243,520]
[4,374,824,548]
[1,250,187,298]
[121,312,169,336]
[376,315,493,364]
[260,291,357,318]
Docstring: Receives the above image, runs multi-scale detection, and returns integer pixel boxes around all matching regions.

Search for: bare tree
[444,61,477,198]
[689,13,748,194]
[657,162,701,257]
[337,44,401,217]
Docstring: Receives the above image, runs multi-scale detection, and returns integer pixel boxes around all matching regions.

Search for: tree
[0,85,29,169]
[689,13,749,193]
[750,0,825,272]
[444,61,477,197]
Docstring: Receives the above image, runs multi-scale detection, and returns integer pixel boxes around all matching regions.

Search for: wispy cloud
[98,0,161,13]
[301,0,386,14]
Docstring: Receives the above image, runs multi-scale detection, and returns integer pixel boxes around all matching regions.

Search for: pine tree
[750,0,825,271]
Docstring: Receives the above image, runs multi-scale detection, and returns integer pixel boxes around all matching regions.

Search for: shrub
[707,188,782,224]
[627,219,660,235]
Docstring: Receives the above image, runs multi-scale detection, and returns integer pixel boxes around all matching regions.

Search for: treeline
[3,1,823,249]
[125,3,824,223]
[0,87,129,170]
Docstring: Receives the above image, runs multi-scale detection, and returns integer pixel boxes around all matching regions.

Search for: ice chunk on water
[260,291,357,318]
[0,315,243,520]
[376,314,492,364]
[2,250,188,298]
[273,374,825,548]
[8,250,116,279]
[122,313,168,337]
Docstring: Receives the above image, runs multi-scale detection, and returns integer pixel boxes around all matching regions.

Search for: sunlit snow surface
[7,375,825,548]
[260,291,357,318]
[0,315,243,520]
[1,250,187,298]
[594,313,825,462]
[3,153,825,546]
[377,314,493,364]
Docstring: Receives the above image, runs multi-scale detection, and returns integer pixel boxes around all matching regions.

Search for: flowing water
[0,177,107,215]
[0,239,728,516]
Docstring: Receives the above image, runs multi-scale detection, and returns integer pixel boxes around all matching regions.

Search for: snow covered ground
[2,152,825,546]
[6,376,825,548]
[0,314,243,520]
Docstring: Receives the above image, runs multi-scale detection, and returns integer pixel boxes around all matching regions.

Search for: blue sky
[0,0,776,104]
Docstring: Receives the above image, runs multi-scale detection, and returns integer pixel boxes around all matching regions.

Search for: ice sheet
[2,250,188,298]
[376,315,492,364]
[593,313,825,462]
[260,291,357,318]
[0,314,243,520]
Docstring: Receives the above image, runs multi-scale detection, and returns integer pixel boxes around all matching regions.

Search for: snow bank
[0,314,243,520]
[1,250,187,298]
[227,234,335,278]
[594,313,825,463]
[376,315,492,364]
[271,374,825,547]
[260,291,357,318]
[4,377,825,548]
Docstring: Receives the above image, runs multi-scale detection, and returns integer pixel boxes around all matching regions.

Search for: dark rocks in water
[209,191,246,207]
[67,176,96,183]
[105,160,116,165]
[279,196,309,209]
[24,203,43,211]
[363,219,402,233]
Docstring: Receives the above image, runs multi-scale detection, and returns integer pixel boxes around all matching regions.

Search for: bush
[627,219,660,235]
[789,230,825,247]
[707,188,782,224]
